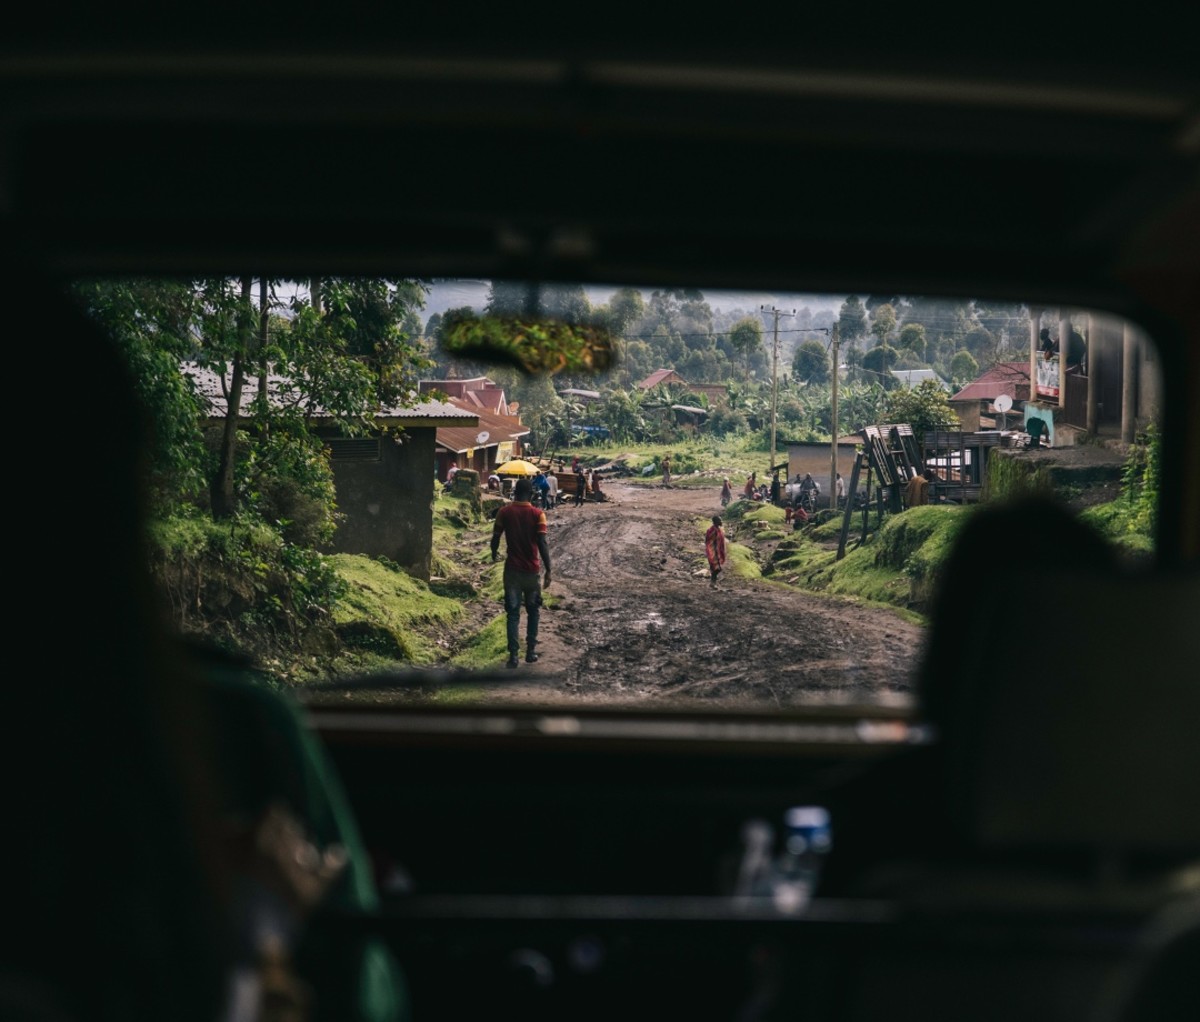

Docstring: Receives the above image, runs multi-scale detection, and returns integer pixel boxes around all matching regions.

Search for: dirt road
[486,482,925,709]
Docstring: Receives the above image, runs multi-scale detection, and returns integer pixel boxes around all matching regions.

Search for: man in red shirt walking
[491,477,553,668]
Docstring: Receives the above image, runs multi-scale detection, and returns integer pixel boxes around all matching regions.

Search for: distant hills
[423,278,843,320]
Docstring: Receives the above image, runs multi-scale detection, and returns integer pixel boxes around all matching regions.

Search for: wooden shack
[922,429,1007,503]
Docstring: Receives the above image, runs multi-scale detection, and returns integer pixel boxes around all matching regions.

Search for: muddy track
[484,482,926,710]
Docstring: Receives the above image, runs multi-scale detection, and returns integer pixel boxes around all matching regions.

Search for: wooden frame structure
[836,424,923,559]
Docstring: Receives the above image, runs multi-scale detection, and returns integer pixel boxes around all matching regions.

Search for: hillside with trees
[422,283,1038,450]
[80,276,1146,683]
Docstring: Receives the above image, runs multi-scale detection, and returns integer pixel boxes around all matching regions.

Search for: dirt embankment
[481,482,926,709]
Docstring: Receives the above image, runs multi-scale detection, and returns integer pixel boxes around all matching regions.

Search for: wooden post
[1122,321,1138,443]
[829,323,840,508]
[837,452,865,560]
[1058,312,1070,411]
[1086,313,1099,436]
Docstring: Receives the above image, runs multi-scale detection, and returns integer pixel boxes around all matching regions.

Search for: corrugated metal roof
[419,377,511,415]
[890,368,946,388]
[951,361,1031,402]
[182,363,476,423]
[436,399,530,453]
[638,368,685,389]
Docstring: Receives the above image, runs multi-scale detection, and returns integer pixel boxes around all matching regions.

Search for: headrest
[949,568,1200,852]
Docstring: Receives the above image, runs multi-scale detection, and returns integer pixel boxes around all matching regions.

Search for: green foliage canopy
[838,295,869,346]
[792,339,830,384]
[883,379,960,451]
[870,302,897,346]
[897,322,928,361]
[949,349,979,385]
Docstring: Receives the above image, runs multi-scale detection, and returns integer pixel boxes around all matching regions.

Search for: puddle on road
[631,612,665,633]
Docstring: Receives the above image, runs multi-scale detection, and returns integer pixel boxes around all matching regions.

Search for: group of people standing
[572,456,604,505]
[532,469,559,510]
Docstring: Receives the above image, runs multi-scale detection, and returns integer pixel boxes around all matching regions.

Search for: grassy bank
[574,433,778,489]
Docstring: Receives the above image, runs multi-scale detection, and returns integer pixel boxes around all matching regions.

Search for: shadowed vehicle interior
[4,10,1199,1022]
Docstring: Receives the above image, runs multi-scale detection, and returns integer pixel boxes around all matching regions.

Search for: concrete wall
[326,428,438,580]
[950,400,982,433]
[787,442,858,483]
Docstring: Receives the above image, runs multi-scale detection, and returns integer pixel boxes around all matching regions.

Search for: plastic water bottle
[734,818,777,901]
[771,805,832,914]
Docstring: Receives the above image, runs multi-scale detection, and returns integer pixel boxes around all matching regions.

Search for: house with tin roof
[183,363,476,579]
[890,368,947,390]
[637,369,727,404]
[419,376,532,481]
[419,376,513,416]
[637,368,688,390]
[434,400,531,483]
[950,361,1031,432]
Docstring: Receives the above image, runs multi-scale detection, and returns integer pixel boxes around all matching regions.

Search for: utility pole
[829,322,840,511]
[762,305,795,481]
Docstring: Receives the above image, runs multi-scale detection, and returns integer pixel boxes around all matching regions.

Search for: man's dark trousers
[504,568,541,656]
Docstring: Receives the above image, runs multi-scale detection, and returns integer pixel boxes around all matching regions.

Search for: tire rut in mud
[538,484,923,709]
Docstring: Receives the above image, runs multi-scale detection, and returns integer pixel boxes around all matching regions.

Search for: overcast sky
[422,279,843,319]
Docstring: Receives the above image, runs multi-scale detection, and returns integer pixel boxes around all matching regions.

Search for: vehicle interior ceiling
[5,12,1200,1022]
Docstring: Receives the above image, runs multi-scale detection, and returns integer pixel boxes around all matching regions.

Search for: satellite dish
[994,394,1013,412]
[475,430,491,445]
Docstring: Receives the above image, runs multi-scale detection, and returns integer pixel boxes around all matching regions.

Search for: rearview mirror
[440,309,614,375]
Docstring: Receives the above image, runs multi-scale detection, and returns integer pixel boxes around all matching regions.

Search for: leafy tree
[428,305,490,378]
[837,295,869,348]
[897,322,927,361]
[645,288,706,336]
[901,296,973,355]
[962,325,996,365]
[870,302,897,346]
[883,379,960,457]
[541,283,592,325]
[72,278,210,512]
[837,381,889,435]
[646,289,681,333]
[603,287,646,337]
[617,338,654,385]
[728,316,764,380]
[489,366,564,451]
[949,349,979,386]
[862,343,899,386]
[776,396,806,428]
[78,277,431,530]
[841,343,865,383]
[972,301,1031,358]
[599,388,649,442]
[791,339,830,384]
[679,346,722,383]
[865,294,903,313]
[677,292,714,331]
[486,281,539,317]
[706,405,749,437]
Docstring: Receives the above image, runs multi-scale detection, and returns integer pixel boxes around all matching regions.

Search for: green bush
[148,510,347,663]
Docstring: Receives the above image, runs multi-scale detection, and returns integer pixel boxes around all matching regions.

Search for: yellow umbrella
[495,458,541,477]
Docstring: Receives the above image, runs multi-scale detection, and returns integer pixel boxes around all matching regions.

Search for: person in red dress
[705,515,728,589]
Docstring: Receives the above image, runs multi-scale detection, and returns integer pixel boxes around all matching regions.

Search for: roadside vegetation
[83,277,1157,686]
[145,425,1159,687]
